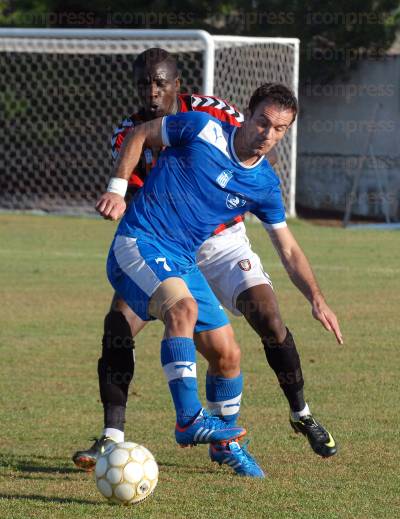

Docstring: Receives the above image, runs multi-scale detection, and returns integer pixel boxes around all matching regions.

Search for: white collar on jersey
[229,127,265,169]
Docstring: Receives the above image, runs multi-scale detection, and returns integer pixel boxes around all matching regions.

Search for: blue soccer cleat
[209,440,265,478]
[175,409,246,446]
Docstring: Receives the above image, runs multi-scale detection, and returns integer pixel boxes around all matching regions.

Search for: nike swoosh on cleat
[325,433,335,448]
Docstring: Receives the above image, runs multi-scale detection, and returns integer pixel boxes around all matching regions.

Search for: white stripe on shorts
[113,235,161,296]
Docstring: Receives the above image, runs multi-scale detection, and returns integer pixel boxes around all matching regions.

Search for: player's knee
[164,297,198,333]
[220,342,241,372]
[210,335,241,375]
[237,285,285,341]
[262,314,286,345]
[248,305,286,346]
[263,324,294,352]
[111,298,137,335]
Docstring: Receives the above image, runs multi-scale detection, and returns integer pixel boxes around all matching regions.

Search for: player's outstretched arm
[267,225,343,345]
[96,118,164,220]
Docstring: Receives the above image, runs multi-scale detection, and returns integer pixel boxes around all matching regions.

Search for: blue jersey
[117,111,286,266]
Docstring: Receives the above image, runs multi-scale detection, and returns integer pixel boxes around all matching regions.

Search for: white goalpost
[0,28,299,216]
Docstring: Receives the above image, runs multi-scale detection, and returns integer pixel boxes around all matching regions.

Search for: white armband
[107,177,128,197]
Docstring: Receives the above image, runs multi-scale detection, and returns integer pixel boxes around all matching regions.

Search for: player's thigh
[108,235,197,325]
[181,268,229,334]
[197,227,273,316]
[149,278,197,328]
[109,292,147,338]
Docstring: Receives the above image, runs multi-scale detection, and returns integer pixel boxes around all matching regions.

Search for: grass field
[0,214,399,519]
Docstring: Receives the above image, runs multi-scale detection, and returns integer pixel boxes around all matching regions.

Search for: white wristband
[107,177,128,197]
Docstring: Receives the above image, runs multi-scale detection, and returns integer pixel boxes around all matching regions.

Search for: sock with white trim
[206,372,243,425]
[290,403,311,421]
[102,427,124,443]
[161,337,202,428]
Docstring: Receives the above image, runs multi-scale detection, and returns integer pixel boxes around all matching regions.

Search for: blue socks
[206,372,243,425]
[161,337,243,428]
[161,337,202,427]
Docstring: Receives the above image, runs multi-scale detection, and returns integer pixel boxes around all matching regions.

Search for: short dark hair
[133,47,178,78]
[248,83,298,121]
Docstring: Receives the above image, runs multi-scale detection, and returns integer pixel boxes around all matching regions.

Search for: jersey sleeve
[111,117,135,162]
[161,111,212,147]
[252,183,287,230]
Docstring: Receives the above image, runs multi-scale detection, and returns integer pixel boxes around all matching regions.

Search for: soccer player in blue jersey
[73,50,342,478]
[95,83,342,473]
[74,51,269,478]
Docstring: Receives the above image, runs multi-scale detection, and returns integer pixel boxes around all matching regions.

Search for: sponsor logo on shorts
[238,259,252,271]
[216,169,233,188]
[226,193,246,210]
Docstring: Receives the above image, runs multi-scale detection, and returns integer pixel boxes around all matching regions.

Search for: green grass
[0,214,399,518]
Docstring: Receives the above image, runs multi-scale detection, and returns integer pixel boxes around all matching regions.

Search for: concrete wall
[296,56,400,220]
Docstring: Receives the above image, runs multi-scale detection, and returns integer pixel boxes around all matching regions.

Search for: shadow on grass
[158,460,216,475]
[2,454,218,477]
[0,493,99,506]
[0,454,78,475]
[15,463,77,474]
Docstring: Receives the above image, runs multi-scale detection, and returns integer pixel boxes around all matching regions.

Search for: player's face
[244,101,294,157]
[135,63,180,119]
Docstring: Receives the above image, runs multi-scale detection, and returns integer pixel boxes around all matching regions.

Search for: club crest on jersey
[216,169,233,188]
[226,193,246,210]
[238,259,252,271]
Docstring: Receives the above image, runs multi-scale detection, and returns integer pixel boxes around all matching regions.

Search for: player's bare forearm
[268,226,343,344]
[279,244,322,304]
[96,118,164,220]
[266,226,317,301]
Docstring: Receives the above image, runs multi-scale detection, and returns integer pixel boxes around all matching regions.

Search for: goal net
[0,29,299,216]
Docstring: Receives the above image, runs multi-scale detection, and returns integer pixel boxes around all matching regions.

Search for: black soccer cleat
[72,436,116,472]
[289,414,337,458]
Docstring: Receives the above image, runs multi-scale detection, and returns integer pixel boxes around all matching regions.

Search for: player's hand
[95,192,126,221]
[311,297,343,345]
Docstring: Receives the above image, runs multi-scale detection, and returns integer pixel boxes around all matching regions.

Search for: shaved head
[133,48,178,80]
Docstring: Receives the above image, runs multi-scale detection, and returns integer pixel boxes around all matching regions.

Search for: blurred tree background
[1,0,400,82]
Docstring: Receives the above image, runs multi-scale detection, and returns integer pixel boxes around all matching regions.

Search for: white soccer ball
[95,441,158,505]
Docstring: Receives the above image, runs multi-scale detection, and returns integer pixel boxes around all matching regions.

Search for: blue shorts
[107,234,229,333]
